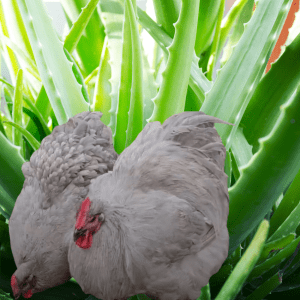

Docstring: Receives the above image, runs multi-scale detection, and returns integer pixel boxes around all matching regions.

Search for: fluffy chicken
[69,111,234,300]
[9,111,118,299]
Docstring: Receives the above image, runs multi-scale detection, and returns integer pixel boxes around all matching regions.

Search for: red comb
[75,197,91,229]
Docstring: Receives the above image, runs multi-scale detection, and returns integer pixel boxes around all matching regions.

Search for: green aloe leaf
[269,167,300,239]
[141,41,156,128]
[0,206,10,220]
[147,0,201,124]
[195,0,221,56]
[12,68,23,148]
[64,0,101,54]
[220,0,254,67]
[1,77,51,142]
[16,0,89,125]
[1,79,51,139]
[113,0,133,154]
[245,271,282,300]
[215,219,269,300]
[246,235,300,283]
[230,126,253,172]
[198,283,211,300]
[0,33,40,80]
[268,196,300,243]
[92,37,111,126]
[201,0,293,149]
[0,114,7,139]
[125,0,143,148]
[0,0,19,85]
[257,233,296,264]
[98,0,125,138]
[3,120,40,151]
[60,0,105,77]
[0,288,13,300]
[22,107,48,146]
[0,0,35,62]
[224,150,232,188]
[63,47,90,104]
[206,0,225,81]
[240,32,300,154]
[0,184,15,217]
[152,0,180,37]
[0,131,25,201]
[227,83,300,256]
[136,6,212,105]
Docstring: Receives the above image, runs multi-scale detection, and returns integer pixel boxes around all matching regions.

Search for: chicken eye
[98,213,105,222]
[90,216,96,222]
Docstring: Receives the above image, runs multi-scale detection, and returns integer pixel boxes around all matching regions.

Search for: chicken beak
[73,228,87,242]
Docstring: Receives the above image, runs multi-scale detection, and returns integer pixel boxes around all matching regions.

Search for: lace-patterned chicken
[9,111,118,299]
[69,111,234,300]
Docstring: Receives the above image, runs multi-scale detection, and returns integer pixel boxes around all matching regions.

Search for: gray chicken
[69,111,234,300]
[9,111,118,299]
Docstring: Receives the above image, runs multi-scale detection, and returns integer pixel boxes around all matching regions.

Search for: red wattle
[75,230,93,249]
[23,289,33,298]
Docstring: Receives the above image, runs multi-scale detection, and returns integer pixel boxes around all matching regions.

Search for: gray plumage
[69,111,234,300]
[9,111,118,298]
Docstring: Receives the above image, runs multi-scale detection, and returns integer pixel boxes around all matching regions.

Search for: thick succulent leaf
[22,107,48,146]
[98,0,124,138]
[1,78,51,138]
[206,0,225,81]
[227,84,300,256]
[246,235,300,283]
[147,0,201,124]
[0,114,7,138]
[257,233,296,264]
[63,47,90,104]
[22,95,51,137]
[268,196,300,243]
[140,41,156,128]
[0,288,13,300]
[0,33,40,80]
[0,131,25,201]
[0,1,19,85]
[244,272,282,300]
[215,220,269,300]
[220,0,255,67]
[0,184,15,217]
[92,37,112,126]
[0,0,34,62]
[152,0,180,37]
[60,0,105,77]
[230,126,253,171]
[16,0,89,125]
[195,0,221,56]
[125,0,144,148]
[112,0,132,154]
[64,0,101,54]
[269,167,300,239]
[240,31,300,154]
[224,150,232,188]
[197,283,211,300]
[135,6,212,105]
[12,69,23,148]
[201,0,293,150]
[2,120,40,151]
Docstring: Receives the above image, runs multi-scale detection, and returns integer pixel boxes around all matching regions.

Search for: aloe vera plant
[1,0,300,299]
